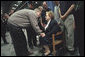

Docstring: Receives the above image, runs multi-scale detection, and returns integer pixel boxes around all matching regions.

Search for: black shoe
[65,48,75,55]
[68,51,75,55]
[28,51,33,55]
[39,48,44,53]
[34,43,37,47]
[4,42,9,44]
[47,53,53,56]
[66,49,75,55]
[42,53,45,56]
[29,46,34,49]
[42,52,51,56]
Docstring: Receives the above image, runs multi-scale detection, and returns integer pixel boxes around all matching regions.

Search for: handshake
[40,33,46,37]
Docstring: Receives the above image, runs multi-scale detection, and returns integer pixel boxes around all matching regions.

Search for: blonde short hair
[46,11,54,19]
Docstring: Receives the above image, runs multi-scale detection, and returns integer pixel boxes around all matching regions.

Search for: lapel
[45,19,53,31]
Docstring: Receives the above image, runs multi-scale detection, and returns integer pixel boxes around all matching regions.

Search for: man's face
[54,1,59,5]
[10,10,14,14]
[43,2,48,9]
[29,4,34,9]
[37,11,41,17]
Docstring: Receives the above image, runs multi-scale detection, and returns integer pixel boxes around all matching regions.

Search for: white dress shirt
[45,19,51,30]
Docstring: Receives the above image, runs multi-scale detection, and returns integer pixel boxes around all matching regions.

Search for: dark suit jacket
[44,19,62,38]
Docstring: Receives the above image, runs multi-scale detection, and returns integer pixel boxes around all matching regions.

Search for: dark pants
[40,36,63,54]
[26,26,37,47]
[39,34,63,45]
[8,24,29,56]
[39,36,52,46]
[1,21,8,43]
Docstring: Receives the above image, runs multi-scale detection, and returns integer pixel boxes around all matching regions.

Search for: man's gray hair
[38,6,43,10]
[34,8,41,12]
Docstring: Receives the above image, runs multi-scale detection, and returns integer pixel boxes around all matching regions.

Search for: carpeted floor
[1,32,80,56]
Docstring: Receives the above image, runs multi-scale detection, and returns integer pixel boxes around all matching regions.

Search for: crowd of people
[1,1,84,56]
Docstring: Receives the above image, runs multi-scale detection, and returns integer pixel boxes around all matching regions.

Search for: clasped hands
[40,33,45,37]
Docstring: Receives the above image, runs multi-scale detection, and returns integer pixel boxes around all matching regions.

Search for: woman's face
[45,13,50,21]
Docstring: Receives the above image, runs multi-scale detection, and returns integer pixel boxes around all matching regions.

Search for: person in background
[9,9,15,16]
[27,1,34,10]
[54,1,64,32]
[1,13,9,44]
[41,1,51,27]
[59,1,76,55]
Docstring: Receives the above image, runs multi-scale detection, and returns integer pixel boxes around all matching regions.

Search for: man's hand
[4,13,9,19]
[61,15,67,20]
[40,33,45,37]
[61,4,75,20]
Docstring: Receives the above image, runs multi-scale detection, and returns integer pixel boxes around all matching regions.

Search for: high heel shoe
[42,52,52,56]
[43,50,51,56]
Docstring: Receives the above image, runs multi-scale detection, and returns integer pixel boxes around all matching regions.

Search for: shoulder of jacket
[52,19,58,24]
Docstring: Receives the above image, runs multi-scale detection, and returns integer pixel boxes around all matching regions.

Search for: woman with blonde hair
[40,11,62,56]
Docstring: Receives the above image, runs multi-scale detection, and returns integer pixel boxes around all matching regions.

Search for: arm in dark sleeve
[46,21,61,36]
